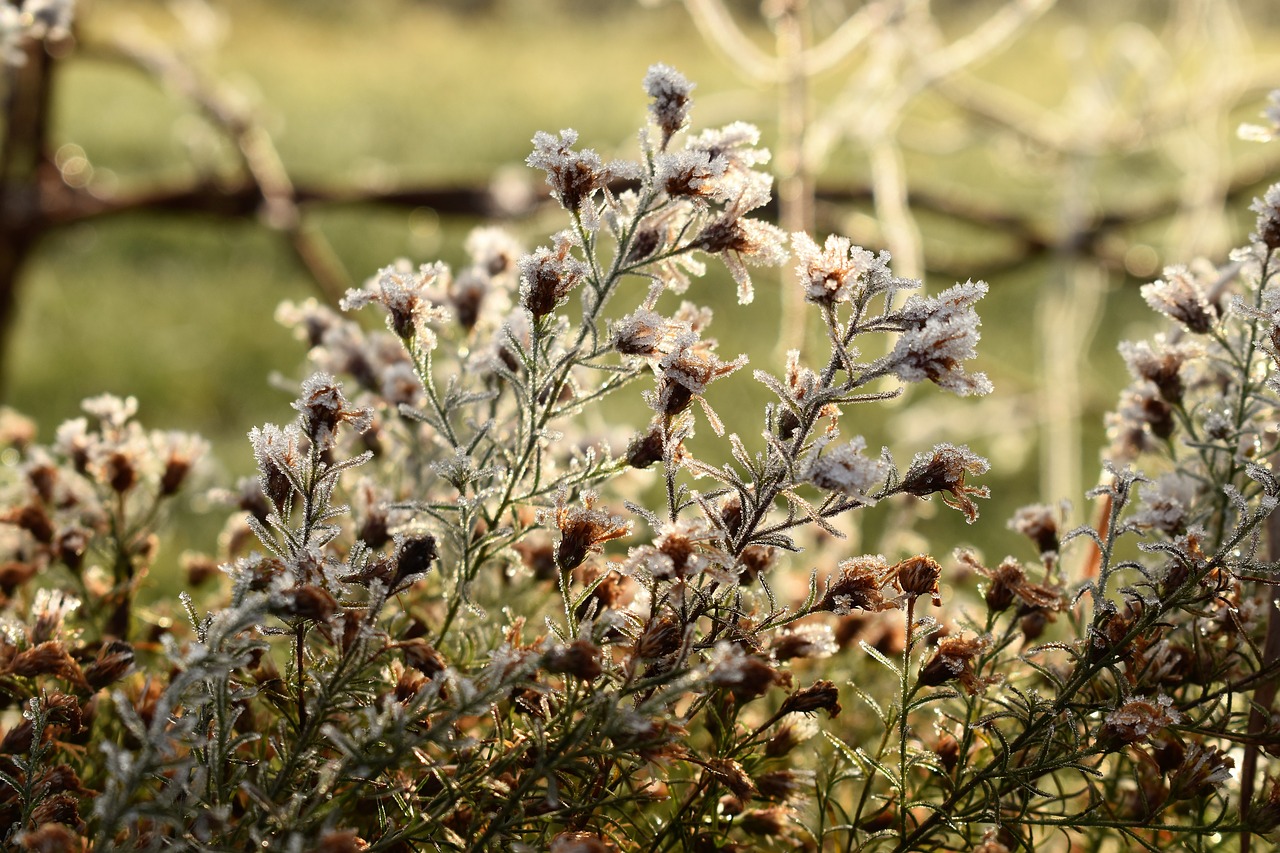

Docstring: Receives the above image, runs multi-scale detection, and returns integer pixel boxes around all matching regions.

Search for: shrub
[1,62,1279,853]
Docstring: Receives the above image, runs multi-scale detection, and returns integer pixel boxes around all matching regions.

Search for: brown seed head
[779,679,842,718]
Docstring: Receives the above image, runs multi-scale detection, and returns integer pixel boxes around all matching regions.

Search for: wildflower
[893,554,942,606]
[1098,694,1181,750]
[1008,502,1064,555]
[271,584,338,623]
[1131,473,1199,535]
[248,423,304,513]
[791,232,877,305]
[778,679,842,717]
[526,129,621,216]
[707,641,787,701]
[918,633,994,694]
[737,805,796,837]
[649,330,746,425]
[611,308,671,356]
[83,639,135,690]
[707,757,757,800]
[1141,266,1217,333]
[888,280,992,396]
[464,225,523,279]
[935,731,961,773]
[81,393,138,430]
[655,149,724,200]
[625,421,665,469]
[755,769,815,803]
[693,212,787,305]
[818,555,898,613]
[765,712,819,757]
[543,639,603,681]
[292,373,372,451]
[1118,337,1201,404]
[1253,183,1280,250]
[341,261,450,341]
[544,491,631,572]
[644,63,694,147]
[401,638,447,679]
[895,443,990,523]
[772,624,838,661]
[1168,741,1234,800]
[627,518,732,582]
[956,550,1062,614]
[805,436,886,500]
[152,430,209,496]
[518,232,588,319]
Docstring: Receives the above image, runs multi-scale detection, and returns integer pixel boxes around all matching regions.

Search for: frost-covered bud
[1008,503,1062,555]
[1252,183,1280,250]
[791,232,875,306]
[819,555,897,613]
[1141,266,1216,334]
[805,437,886,500]
[1098,694,1181,750]
[612,308,669,356]
[392,533,437,590]
[625,422,665,469]
[896,443,990,524]
[526,129,611,214]
[889,281,992,396]
[708,641,786,701]
[644,63,694,146]
[292,373,372,451]
[655,150,723,199]
[544,491,630,573]
[1131,473,1198,536]
[893,554,942,606]
[249,423,303,513]
[693,215,788,305]
[518,233,588,319]
[341,262,450,341]
[1118,337,1200,404]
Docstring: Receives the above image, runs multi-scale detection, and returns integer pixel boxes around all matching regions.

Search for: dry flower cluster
[0,59,1279,853]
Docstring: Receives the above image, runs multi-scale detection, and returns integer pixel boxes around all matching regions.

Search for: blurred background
[5,0,1280,558]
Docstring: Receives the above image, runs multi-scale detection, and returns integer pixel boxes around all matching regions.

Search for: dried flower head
[644,62,694,147]
[896,443,990,523]
[805,436,887,500]
[1099,694,1182,749]
[771,624,838,661]
[1141,265,1217,333]
[544,491,630,573]
[893,554,943,606]
[778,679,842,717]
[707,642,787,701]
[1169,741,1234,801]
[889,280,992,396]
[1008,502,1064,555]
[791,232,879,306]
[518,231,588,319]
[819,555,898,613]
[341,261,451,341]
[292,372,372,450]
[918,633,994,694]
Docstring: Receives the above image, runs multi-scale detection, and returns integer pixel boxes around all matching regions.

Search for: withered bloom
[400,638,446,679]
[893,555,942,606]
[545,491,630,573]
[1098,694,1181,750]
[957,551,1062,614]
[895,443,990,523]
[819,556,898,614]
[708,642,786,701]
[918,633,994,694]
[271,584,338,623]
[706,757,756,801]
[645,63,694,146]
[1168,741,1233,801]
[625,422,665,469]
[543,639,603,681]
[83,639,135,690]
[292,373,373,451]
[778,680,842,718]
[1141,266,1217,334]
[1007,503,1063,555]
[518,232,588,319]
